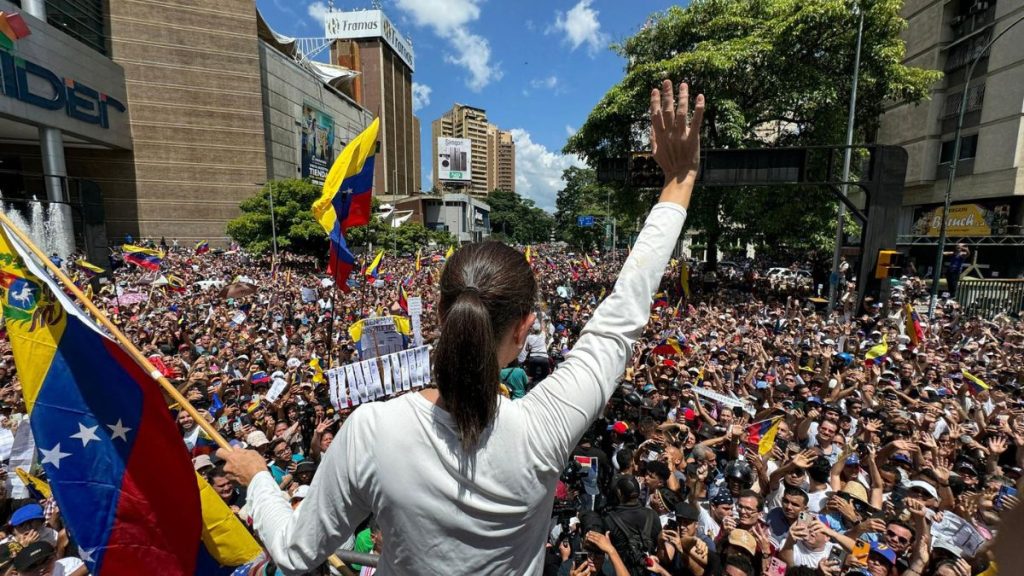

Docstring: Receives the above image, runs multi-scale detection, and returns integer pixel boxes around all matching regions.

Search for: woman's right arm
[519,81,704,467]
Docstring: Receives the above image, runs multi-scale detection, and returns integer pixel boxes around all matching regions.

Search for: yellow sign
[913,204,992,237]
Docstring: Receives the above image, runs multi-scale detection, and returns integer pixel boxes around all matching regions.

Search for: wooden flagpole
[0,212,231,450]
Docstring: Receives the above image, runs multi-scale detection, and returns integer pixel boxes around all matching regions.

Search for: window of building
[939,134,979,164]
[942,82,986,118]
[8,0,108,55]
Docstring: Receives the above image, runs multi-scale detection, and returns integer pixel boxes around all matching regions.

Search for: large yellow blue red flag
[962,369,989,395]
[746,417,783,455]
[364,249,384,281]
[864,336,888,367]
[0,220,260,574]
[311,118,380,291]
[122,244,163,270]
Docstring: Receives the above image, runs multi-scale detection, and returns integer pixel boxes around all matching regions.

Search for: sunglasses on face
[886,530,910,545]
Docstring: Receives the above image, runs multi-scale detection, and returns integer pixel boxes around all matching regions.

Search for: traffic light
[629,153,663,188]
[874,250,902,280]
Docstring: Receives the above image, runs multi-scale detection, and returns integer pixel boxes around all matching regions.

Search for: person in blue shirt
[268,438,304,485]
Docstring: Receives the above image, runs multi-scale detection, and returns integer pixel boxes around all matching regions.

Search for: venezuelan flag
[0,12,30,51]
[864,336,888,368]
[74,259,104,276]
[195,241,210,255]
[652,337,684,356]
[962,369,989,395]
[312,119,380,291]
[122,244,163,270]
[680,262,691,300]
[398,284,409,312]
[310,357,325,384]
[905,304,924,349]
[746,417,782,455]
[364,249,384,281]
[167,274,186,293]
[525,246,532,264]
[445,245,455,260]
[0,222,260,575]
[584,254,595,269]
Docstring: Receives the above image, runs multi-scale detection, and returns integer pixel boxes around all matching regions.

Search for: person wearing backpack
[604,475,662,576]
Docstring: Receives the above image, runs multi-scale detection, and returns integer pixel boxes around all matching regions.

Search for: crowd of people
[0,230,1020,576]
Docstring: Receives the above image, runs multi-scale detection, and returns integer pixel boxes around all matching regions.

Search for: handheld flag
[864,336,888,367]
[525,246,532,264]
[0,219,260,574]
[364,249,384,281]
[445,245,455,260]
[311,118,380,291]
[194,240,210,255]
[398,284,409,312]
[415,248,422,272]
[652,337,684,356]
[904,303,924,348]
[583,254,595,269]
[75,259,104,276]
[962,369,989,395]
[167,274,186,293]
[15,467,52,500]
[310,357,325,385]
[122,244,163,270]
[746,417,782,455]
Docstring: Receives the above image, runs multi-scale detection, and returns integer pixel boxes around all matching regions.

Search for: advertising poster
[437,137,472,182]
[301,104,335,186]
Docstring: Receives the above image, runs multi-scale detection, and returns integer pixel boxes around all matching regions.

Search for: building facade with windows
[0,0,375,260]
[431,103,516,197]
[878,0,1024,275]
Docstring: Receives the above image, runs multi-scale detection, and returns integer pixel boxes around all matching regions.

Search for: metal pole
[827,6,864,315]
[267,180,279,262]
[928,12,1024,319]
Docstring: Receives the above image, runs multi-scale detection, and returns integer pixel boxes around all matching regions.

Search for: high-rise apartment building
[487,126,516,193]
[329,9,421,200]
[432,104,515,196]
[878,0,1024,273]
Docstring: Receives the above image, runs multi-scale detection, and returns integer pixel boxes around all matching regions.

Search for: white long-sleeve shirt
[246,203,688,575]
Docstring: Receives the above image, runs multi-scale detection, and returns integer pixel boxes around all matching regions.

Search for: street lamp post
[263,181,279,263]
[827,5,865,314]
[928,12,1024,319]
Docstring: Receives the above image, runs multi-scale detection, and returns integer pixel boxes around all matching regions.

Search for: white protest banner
[392,350,405,391]
[931,512,986,558]
[265,377,288,403]
[399,350,413,389]
[5,418,34,499]
[327,368,340,411]
[692,386,755,415]
[369,358,384,399]
[408,297,424,347]
[381,355,394,395]
[344,364,360,406]
[301,287,317,303]
[354,361,370,403]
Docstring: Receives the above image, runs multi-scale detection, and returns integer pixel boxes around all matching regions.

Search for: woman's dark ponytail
[435,242,537,450]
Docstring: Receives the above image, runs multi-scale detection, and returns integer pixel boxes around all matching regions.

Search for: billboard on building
[437,138,472,182]
[324,10,415,71]
[911,203,1011,237]
[301,104,335,186]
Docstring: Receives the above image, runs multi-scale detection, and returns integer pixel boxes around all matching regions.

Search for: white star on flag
[78,547,94,563]
[40,443,71,469]
[70,423,100,447]
[108,420,131,442]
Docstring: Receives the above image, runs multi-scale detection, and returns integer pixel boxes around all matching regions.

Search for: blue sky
[256,0,681,211]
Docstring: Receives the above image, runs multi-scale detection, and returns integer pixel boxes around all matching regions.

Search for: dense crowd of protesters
[0,233,1020,576]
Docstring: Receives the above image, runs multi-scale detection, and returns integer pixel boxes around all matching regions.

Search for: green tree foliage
[554,167,642,250]
[487,189,555,244]
[565,0,941,265]
[227,179,325,257]
[227,179,454,258]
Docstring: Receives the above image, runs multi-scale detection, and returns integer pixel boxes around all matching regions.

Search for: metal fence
[956,278,1024,319]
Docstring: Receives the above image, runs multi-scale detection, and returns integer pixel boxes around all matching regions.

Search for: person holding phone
[217,80,705,574]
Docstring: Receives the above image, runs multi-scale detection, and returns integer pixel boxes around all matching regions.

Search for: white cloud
[393,0,500,91]
[412,82,432,111]
[510,128,584,212]
[565,124,577,138]
[307,1,329,26]
[550,0,607,55]
[530,75,559,90]
[444,28,503,92]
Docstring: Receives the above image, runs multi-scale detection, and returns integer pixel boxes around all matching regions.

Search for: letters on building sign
[0,49,125,129]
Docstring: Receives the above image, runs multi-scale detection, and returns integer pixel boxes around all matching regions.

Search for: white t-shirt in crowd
[246,204,689,575]
[791,540,839,568]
